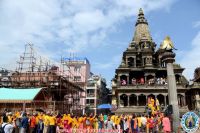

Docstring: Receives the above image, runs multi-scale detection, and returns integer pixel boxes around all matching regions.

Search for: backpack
[0,124,8,133]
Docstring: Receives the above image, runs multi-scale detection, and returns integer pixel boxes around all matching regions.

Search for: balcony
[117,82,187,90]
[86,104,95,108]
[86,93,95,97]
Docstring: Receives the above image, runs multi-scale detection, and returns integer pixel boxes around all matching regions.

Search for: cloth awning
[97,104,112,109]
[0,87,43,103]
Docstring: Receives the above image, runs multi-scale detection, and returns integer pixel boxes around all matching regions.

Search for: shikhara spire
[132,8,152,45]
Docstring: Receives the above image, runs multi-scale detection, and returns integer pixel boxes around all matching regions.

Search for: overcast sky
[0,0,200,87]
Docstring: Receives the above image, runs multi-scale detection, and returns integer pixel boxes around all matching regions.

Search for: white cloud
[193,21,200,28]
[0,0,176,68]
[94,54,122,69]
[179,31,200,80]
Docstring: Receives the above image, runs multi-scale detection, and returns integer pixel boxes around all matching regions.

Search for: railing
[117,82,186,89]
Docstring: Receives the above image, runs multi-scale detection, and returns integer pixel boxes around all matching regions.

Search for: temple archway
[128,57,134,67]
[136,54,142,67]
[157,94,165,106]
[120,75,127,85]
[178,94,184,107]
[175,74,181,84]
[129,94,137,106]
[138,94,146,106]
[120,94,128,107]
[166,95,169,105]
[148,94,155,100]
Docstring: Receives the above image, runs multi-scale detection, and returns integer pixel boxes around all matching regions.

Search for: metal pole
[23,102,26,111]
[94,84,97,115]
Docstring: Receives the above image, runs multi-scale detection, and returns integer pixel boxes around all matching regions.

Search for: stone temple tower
[111,8,189,114]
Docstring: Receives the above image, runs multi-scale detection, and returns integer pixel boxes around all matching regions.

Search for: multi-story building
[85,74,108,114]
[0,69,12,87]
[62,57,91,113]
[111,8,189,114]
[188,67,200,111]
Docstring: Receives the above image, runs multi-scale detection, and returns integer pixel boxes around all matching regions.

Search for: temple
[111,8,189,114]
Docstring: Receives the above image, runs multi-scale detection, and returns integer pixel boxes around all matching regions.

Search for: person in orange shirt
[30,113,37,133]
[82,114,87,129]
[89,115,94,129]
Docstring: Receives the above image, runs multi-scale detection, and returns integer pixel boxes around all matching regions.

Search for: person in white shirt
[2,115,14,133]
[141,115,147,132]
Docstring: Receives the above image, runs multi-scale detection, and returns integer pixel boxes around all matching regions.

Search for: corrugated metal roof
[0,88,42,101]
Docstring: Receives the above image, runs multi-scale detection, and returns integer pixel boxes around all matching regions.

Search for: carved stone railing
[117,83,186,90]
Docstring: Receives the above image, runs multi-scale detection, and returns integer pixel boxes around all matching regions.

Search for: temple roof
[132,8,152,44]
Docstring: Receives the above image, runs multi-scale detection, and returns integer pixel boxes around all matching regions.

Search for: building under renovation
[0,44,84,114]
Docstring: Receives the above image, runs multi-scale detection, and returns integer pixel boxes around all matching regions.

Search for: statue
[160,36,177,51]
[147,97,160,115]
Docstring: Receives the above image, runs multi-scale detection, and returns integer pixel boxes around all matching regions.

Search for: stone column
[118,75,121,85]
[144,76,147,84]
[136,95,139,106]
[182,94,186,106]
[145,95,147,106]
[127,95,130,107]
[126,57,128,66]
[134,57,136,67]
[162,51,180,132]
[164,95,167,106]
[118,95,121,107]
[127,75,129,85]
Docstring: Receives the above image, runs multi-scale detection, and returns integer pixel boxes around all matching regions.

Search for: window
[86,99,94,104]
[74,76,81,81]
[87,89,95,97]
[90,99,94,104]
[86,99,89,104]
[74,66,81,72]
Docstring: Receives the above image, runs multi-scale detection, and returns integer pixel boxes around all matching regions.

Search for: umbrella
[97,104,112,109]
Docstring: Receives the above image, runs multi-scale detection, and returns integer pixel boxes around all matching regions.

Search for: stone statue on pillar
[161,36,180,132]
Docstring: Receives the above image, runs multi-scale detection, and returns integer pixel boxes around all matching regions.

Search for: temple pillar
[127,75,129,85]
[144,76,147,84]
[127,95,130,107]
[117,75,120,85]
[136,95,139,106]
[134,57,136,67]
[162,51,180,132]
[145,95,147,106]
[118,95,121,107]
[164,95,167,106]
[182,94,186,106]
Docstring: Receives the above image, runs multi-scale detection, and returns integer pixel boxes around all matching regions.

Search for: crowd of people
[0,111,171,133]
[121,77,167,86]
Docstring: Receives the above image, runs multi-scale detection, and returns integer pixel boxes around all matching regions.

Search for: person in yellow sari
[71,116,78,133]
[116,116,121,131]
[43,112,50,133]
[93,115,98,132]
[49,113,56,133]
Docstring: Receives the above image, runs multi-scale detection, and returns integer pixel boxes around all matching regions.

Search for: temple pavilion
[111,8,189,114]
